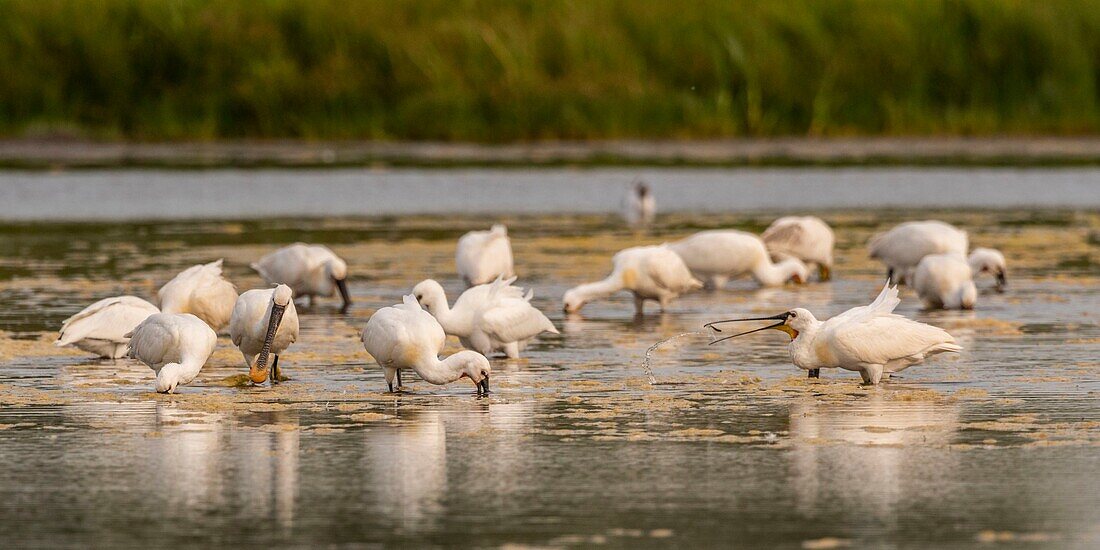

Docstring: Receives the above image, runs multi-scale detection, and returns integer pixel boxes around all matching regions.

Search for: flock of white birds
[54,183,1009,394]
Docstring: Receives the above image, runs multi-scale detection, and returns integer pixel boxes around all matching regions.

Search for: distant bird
[456,224,514,286]
[230,284,299,385]
[412,276,558,358]
[669,230,809,289]
[126,313,218,393]
[706,283,961,385]
[762,216,836,281]
[967,247,1008,291]
[55,296,160,358]
[251,243,351,311]
[869,221,968,283]
[362,295,491,395]
[563,245,702,315]
[621,180,656,228]
[912,254,977,310]
[158,259,238,333]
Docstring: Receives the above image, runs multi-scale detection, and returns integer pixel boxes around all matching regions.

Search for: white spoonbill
[868,221,968,283]
[621,180,655,228]
[912,254,977,310]
[706,283,961,385]
[126,313,218,393]
[158,259,238,333]
[762,216,836,281]
[230,284,300,385]
[361,295,491,395]
[412,277,558,358]
[55,296,159,358]
[563,245,701,315]
[456,224,514,286]
[669,230,809,289]
[251,243,352,311]
[967,247,1008,291]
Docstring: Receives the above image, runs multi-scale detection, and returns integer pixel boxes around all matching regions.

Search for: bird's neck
[787,321,827,368]
[573,277,623,302]
[753,257,800,286]
[432,301,472,337]
[415,355,467,385]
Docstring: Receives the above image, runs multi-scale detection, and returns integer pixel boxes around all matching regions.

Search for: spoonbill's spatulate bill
[669,230,809,289]
[230,284,299,385]
[913,254,978,310]
[251,243,351,311]
[563,244,702,315]
[413,276,558,358]
[762,216,836,281]
[361,295,491,395]
[868,220,968,284]
[455,224,514,287]
[967,247,1008,291]
[56,296,159,358]
[125,313,218,393]
[706,283,961,385]
[158,259,238,333]
[621,180,655,229]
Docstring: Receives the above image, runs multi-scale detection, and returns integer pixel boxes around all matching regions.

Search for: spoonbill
[621,180,655,228]
[251,243,351,311]
[706,283,961,385]
[126,313,218,393]
[967,247,1008,291]
[412,276,558,358]
[55,296,159,358]
[762,216,835,281]
[563,245,702,315]
[912,254,977,310]
[361,295,491,395]
[229,284,299,385]
[158,259,238,333]
[869,221,968,283]
[456,224,514,286]
[669,230,809,289]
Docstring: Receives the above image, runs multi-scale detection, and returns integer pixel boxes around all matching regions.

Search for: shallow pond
[0,174,1098,547]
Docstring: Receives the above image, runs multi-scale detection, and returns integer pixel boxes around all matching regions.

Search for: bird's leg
[808,368,820,379]
[503,341,521,359]
[308,295,314,308]
[633,295,645,316]
[818,264,831,281]
[396,369,403,391]
[886,268,894,284]
[270,355,280,385]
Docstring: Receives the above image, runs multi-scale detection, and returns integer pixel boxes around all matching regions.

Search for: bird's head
[454,350,492,396]
[968,247,1007,291]
[562,288,585,313]
[272,284,294,307]
[326,258,352,310]
[155,363,183,394]
[704,308,816,344]
[412,279,447,314]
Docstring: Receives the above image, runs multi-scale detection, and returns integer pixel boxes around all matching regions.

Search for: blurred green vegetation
[2,0,1100,141]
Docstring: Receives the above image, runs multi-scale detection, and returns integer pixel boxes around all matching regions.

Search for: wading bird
[762,216,835,281]
[251,243,351,311]
[705,283,960,385]
[912,254,977,310]
[456,224,514,286]
[669,230,808,289]
[413,276,558,358]
[868,220,968,283]
[361,295,491,395]
[230,284,299,385]
[55,296,159,358]
[158,259,238,333]
[967,247,1008,291]
[563,245,702,315]
[126,313,218,393]
[621,180,655,229]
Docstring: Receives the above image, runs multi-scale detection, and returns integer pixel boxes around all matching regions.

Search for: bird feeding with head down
[455,224,515,287]
[705,283,961,385]
[56,295,160,358]
[125,313,218,393]
[563,244,702,315]
[761,216,836,281]
[230,284,299,385]
[669,230,809,289]
[361,295,492,395]
[251,243,352,312]
[158,259,239,333]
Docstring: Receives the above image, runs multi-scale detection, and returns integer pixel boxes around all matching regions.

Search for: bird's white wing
[826,314,956,366]
[362,308,404,365]
[828,283,900,328]
[57,296,158,346]
[478,299,558,343]
[761,220,805,252]
[645,248,702,292]
[127,316,178,368]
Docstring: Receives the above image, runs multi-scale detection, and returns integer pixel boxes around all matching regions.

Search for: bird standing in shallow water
[158,259,238,333]
[126,313,218,393]
[456,225,514,287]
[669,230,808,289]
[563,245,702,315]
[706,283,961,385]
[56,296,159,358]
[762,216,835,281]
[621,180,655,229]
[868,220,968,284]
[251,243,352,311]
[230,284,299,385]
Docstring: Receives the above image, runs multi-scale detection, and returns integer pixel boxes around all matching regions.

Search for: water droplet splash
[642,331,710,385]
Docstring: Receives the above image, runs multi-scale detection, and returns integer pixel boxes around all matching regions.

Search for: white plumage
[563,244,702,315]
[967,247,1008,290]
[455,225,515,286]
[126,313,218,393]
[669,230,809,289]
[621,181,655,228]
[913,254,978,310]
[412,276,558,358]
[868,220,968,283]
[251,243,351,309]
[55,295,159,358]
[361,295,492,394]
[708,283,961,385]
[158,259,238,333]
[762,216,836,281]
[229,284,299,384]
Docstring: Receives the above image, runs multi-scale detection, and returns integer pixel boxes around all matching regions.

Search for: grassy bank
[2,0,1100,141]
